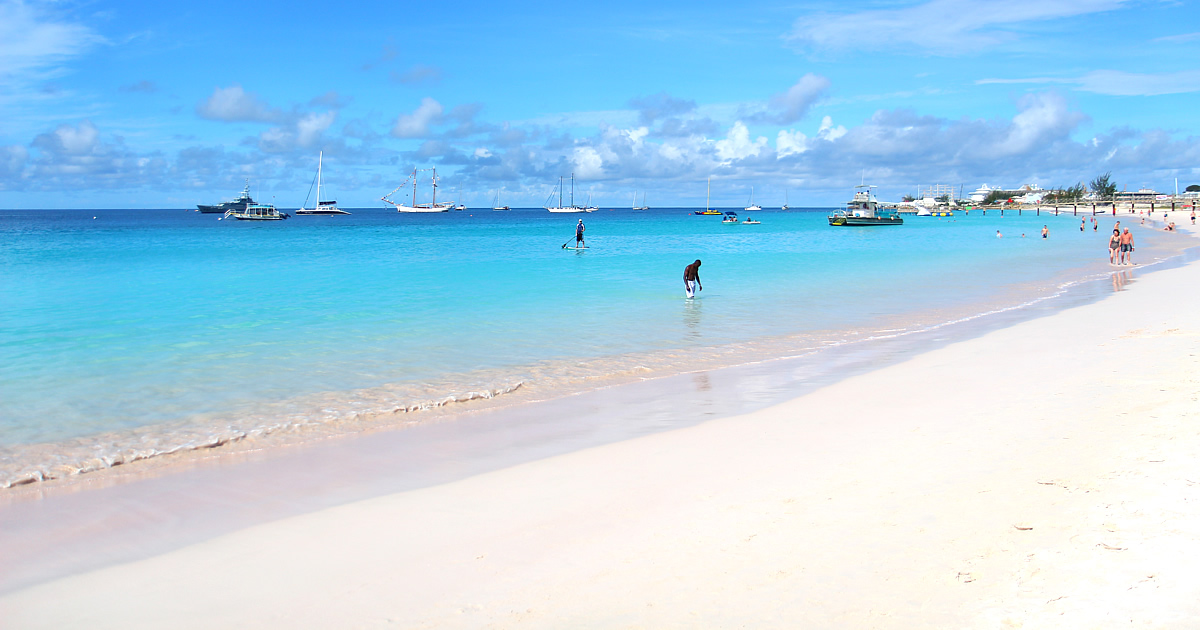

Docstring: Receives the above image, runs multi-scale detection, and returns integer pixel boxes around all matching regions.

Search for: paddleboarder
[575,219,585,248]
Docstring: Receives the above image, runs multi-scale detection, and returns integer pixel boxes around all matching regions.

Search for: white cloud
[572,146,603,179]
[33,120,99,155]
[0,145,28,179]
[790,0,1126,54]
[391,97,444,138]
[776,130,808,157]
[296,111,337,146]
[997,92,1084,154]
[474,147,493,158]
[978,69,1200,96]
[196,85,281,122]
[0,0,102,81]
[817,116,847,141]
[767,74,831,123]
[715,122,768,162]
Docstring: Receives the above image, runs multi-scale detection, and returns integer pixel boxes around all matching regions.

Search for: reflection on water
[1111,270,1130,292]
[683,297,703,338]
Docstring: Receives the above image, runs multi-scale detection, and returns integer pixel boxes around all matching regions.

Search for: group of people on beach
[1108,222,1135,265]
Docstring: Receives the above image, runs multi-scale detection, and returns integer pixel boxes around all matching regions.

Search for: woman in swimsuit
[1108,231,1121,264]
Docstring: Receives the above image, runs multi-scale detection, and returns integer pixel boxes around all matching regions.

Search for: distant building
[1114,188,1160,204]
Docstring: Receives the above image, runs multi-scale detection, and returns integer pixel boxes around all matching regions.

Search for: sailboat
[633,191,648,211]
[694,177,722,215]
[744,186,762,211]
[382,167,453,212]
[781,190,790,211]
[296,151,350,215]
[492,190,509,211]
[454,184,466,211]
[545,173,596,213]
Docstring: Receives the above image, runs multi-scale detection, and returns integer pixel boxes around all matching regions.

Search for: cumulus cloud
[391,97,444,138]
[715,122,768,162]
[196,85,281,122]
[790,0,1126,54]
[32,119,100,155]
[997,92,1085,155]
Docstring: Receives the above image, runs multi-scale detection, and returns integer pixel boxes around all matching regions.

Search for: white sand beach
[3,232,1200,628]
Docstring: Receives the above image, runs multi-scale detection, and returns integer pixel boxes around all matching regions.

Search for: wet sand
[2,225,1199,628]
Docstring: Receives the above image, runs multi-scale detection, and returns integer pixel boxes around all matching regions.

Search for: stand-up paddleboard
[563,246,589,250]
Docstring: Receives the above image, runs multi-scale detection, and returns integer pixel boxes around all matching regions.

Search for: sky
[1,0,1198,209]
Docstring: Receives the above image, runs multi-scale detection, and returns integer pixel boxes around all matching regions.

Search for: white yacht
[744,186,761,211]
[296,151,350,215]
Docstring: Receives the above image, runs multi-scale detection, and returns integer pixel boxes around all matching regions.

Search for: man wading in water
[684,259,702,298]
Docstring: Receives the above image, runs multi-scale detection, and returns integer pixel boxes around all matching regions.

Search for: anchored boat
[197,180,255,214]
[546,173,596,213]
[382,167,453,212]
[296,151,349,215]
[694,177,723,215]
[828,186,903,226]
[225,203,288,221]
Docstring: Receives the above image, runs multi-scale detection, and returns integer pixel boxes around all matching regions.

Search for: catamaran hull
[296,209,351,215]
[547,207,595,213]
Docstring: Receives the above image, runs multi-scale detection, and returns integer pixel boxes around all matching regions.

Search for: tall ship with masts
[197,179,256,214]
[382,167,453,213]
[296,151,349,215]
[545,173,596,213]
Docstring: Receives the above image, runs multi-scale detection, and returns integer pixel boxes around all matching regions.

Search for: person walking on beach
[1108,229,1121,264]
[1119,228,1135,265]
[1041,225,1049,239]
[683,259,702,299]
[575,219,586,248]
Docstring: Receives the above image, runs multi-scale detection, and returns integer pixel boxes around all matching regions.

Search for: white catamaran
[744,186,762,211]
[492,190,509,211]
[632,191,648,211]
[382,167,453,213]
[296,151,350,215]
[546,173,596,213]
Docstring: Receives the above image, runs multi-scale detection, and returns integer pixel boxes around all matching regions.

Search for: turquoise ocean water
[0,206,1156,484]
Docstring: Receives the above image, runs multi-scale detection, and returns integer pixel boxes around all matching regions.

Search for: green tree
[1186,184,1200,193]
[902,194,915,202]
[1090,172,1117,200]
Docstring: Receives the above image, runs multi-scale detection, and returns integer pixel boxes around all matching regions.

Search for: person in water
[1119,228,1135,265]
[1041,225,1049,239]
[575,219,585,248]
[684,259,702,298]
[1108,229,1121,264]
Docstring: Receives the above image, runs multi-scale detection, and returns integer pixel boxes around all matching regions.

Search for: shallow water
[0,205,1172,483]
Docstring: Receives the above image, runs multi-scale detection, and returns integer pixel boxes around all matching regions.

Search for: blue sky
[1,0,1198,208]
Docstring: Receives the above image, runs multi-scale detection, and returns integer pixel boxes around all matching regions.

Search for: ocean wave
[0,382,523,489]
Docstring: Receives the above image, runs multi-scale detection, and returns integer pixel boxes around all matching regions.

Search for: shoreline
[1,213,1190,491]
[3,217,1200,626]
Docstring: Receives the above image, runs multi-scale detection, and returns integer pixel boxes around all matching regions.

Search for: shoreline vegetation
[2,219,1198,627]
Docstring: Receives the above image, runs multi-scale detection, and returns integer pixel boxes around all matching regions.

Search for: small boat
[296,152,350,215]
[694,177,723,215]
[633,191,648,211]
[546,173,596,213]
[454,184,466,211]
[492,190,509,211]
[828,185,903,226]
[197,180,255,213]
[722,212,739,223]
[225,203,289,221]
[742,217,761,224]
[382,168,453,212]
[781,190,790,211]
[744,186,761,211]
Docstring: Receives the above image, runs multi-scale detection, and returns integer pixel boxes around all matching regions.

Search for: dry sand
[3,240,1200,628]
